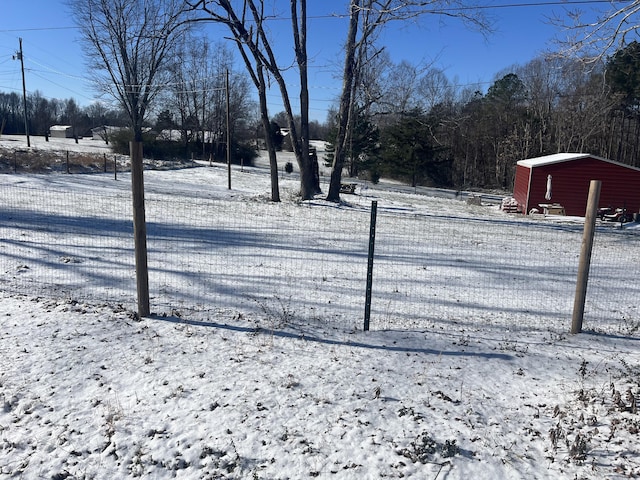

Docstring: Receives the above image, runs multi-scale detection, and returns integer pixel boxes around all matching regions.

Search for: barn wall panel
[528,158,640,216]
[513,165,531,213]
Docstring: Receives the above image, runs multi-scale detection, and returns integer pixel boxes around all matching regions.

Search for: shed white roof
[517,152,640,171]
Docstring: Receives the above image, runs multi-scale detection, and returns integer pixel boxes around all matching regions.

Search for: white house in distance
[49,125,74,138]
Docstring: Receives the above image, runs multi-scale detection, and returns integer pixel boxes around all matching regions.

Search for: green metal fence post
[364,200,378,331]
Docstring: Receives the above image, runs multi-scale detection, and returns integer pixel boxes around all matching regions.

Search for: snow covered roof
[517,152,640,171]
[50,125,72,131]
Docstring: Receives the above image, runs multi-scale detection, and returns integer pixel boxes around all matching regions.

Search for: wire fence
[0,173,638,337]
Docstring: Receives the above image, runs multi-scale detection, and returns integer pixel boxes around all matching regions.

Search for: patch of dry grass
[0,147,119,174]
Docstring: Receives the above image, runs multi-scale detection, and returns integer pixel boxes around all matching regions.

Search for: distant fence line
[0,149,121,174]
[0,149,201,175]
[0,177,638,336]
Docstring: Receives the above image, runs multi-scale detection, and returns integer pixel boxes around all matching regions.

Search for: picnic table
[538,203,565,215]
[340,183,357,194]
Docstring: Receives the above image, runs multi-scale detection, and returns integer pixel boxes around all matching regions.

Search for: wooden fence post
[571,180,601,334]
[130,141,150,318]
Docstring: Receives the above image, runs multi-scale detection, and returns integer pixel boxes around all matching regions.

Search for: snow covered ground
[1,135,639,479]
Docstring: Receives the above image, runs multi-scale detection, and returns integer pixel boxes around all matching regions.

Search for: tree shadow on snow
[151,314,514,361]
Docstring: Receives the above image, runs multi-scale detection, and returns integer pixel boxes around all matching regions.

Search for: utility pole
[14,38,30,147]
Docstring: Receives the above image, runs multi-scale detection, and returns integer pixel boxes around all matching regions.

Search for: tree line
[4,5,640,196]
[0,37,257,161]
[0,92,124,139]
[326,41,640,192]
[4,41,640,194]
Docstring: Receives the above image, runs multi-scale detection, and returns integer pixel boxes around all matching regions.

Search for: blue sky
[0,1,608,123]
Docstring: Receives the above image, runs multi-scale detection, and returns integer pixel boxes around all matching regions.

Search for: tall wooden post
[571,180,601,334]
[130,141,150,318]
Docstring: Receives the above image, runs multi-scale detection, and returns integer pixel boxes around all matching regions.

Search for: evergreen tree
[607,41,640,109]
[323,106,380,179]
[380,109,449,187]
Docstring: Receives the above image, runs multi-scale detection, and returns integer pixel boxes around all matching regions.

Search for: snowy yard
[1,135,639,479]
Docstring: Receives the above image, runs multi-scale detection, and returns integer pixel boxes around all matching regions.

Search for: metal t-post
[364,200,378,331]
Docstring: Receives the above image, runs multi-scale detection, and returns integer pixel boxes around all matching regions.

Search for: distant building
[50,125,73,138]
[513,153,640,216]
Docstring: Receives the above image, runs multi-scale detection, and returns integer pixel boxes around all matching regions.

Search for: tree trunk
[326,0,360,202]
[257,64,280,202]
[291,0,318,197]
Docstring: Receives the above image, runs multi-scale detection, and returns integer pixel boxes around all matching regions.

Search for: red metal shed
[513,153,640,217]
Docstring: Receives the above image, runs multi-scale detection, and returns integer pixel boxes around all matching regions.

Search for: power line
[239,1,622,20]
[0,1,621,34]
[26,59,87,82]
[0,26,76,33]
[29,71,94,101]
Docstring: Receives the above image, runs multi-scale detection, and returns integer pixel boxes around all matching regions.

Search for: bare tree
[418,67,453,112]
[173,35,214,152]
[61,98,81,139]
[168,35,220,151]
[354,48,392,117]
[514,57,565,155]
[378,61,422,116]
[552,60,615,154]
[326,0,492,201]
[187,0,317,201]
[165,36,255,160]
[70,0,190,317]
[29,91,57,137]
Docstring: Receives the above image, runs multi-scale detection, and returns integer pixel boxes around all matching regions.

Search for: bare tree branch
[73,0,190,138]
[550,1,640,63]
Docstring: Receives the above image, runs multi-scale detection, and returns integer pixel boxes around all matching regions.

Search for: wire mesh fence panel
[369,209,585,334]
[145,196,371,329]
[0,177,136,307]
[585,226,640,336]
[0,173,638,338]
